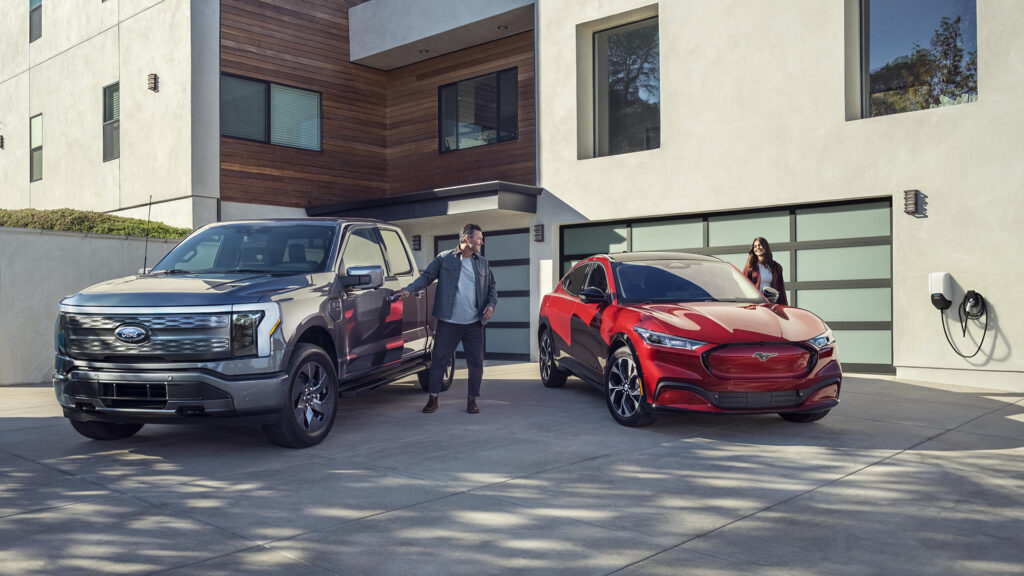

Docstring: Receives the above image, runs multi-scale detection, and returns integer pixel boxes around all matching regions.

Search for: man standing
[393,224,497,414]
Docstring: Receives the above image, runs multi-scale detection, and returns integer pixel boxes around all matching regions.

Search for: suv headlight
[806,328,835,349]
[634,327,708,351]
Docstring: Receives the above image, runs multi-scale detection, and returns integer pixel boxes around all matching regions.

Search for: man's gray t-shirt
[447,256,480,324]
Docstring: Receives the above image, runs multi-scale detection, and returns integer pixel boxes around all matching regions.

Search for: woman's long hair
[744,237,776,273]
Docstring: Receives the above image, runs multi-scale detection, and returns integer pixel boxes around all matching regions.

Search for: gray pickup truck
[53,218,452,448]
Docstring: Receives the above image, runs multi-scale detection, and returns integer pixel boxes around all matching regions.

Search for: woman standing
[742,237,788,305]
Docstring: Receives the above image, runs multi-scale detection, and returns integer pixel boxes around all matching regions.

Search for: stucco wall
[537,0,1024,389]
[0,227,177,386]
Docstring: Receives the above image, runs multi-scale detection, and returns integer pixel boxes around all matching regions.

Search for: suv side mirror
[342,265,384,289]
[579,287,611,305]
[762,287,780,304]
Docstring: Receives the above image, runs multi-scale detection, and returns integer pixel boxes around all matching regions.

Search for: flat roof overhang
[306,181,540,221]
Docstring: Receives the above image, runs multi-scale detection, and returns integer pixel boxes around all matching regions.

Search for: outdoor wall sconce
[410,235,421,251]
[903,189,926,218]
[148,73,159,92]
[0,135,4,150]
[533,224,544,242]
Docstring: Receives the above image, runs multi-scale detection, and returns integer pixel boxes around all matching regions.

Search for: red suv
[538,252,841,427]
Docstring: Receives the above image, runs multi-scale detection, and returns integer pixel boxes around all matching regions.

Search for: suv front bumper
[53,363,289,424]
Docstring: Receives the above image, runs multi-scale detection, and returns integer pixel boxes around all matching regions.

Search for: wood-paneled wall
[385,32,536,196]
[220,1,536,209]
[221,0,387,208]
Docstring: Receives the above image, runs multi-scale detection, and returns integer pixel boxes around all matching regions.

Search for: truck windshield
[150,223,337,275]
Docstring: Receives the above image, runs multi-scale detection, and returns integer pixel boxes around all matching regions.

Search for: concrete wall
[537,0,1024,389]
[0,0,216,230]
[0,227,177,386]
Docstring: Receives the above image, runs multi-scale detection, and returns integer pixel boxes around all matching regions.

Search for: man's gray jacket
[405,249,498,323]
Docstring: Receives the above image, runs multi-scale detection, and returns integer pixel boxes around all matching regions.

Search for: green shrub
[0,208,191,239]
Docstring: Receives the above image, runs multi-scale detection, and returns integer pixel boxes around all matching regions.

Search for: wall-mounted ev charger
[929,272,952,310]
[930,272,988,358]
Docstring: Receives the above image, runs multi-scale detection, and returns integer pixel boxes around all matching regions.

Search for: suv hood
[62,273,324,307]
[634,302,827,343]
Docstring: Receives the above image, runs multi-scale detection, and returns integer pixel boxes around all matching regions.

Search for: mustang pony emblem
[752,352,778,362]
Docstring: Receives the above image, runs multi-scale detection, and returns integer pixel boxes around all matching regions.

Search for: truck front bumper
[53,363,289,424]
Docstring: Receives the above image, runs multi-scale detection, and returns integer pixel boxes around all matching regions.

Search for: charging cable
[941,291,988,358]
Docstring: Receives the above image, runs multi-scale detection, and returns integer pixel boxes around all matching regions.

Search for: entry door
[435,228,530,360]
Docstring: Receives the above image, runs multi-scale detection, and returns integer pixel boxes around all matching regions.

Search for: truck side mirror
[762,287,780,304]
[342,265,384,289]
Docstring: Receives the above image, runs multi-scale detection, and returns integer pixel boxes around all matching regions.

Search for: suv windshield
[614,260,764,303]
[151,223,337,275]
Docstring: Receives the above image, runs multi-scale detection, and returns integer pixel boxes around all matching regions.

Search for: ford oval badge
[115,323,151,344]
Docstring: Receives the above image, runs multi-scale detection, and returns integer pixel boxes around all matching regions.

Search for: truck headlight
[634,327,708,351]
[231,311,264,357]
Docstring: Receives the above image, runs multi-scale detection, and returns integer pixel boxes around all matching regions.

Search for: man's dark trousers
[428,320,484,396]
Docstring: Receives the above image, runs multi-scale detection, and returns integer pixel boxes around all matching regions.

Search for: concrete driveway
[1,363,1023,575]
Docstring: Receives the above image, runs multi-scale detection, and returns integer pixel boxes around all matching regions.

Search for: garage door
[560,199,893,373]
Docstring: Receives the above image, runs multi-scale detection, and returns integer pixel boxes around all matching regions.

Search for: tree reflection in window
[595,17,660,157]
[866,0,977,117]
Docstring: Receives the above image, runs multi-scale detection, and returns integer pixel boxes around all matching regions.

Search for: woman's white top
[758,263,773,289]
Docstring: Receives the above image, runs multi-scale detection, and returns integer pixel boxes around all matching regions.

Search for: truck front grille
[61,312,233,362]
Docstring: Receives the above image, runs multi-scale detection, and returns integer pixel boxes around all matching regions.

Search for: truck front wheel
[263,344,338,448]
[418,351,455,392]
[69,419,144,441]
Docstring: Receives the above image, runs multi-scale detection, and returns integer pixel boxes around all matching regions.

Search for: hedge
[0,208,192,239]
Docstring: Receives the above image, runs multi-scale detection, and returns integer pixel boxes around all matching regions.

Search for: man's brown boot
[467,396,480,414]
[423,395,438,413]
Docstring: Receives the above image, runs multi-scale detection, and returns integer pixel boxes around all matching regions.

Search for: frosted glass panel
[708,211,788,247]
[486,232,529,260]
[797,288,892,322]
[713,251,790,281]
[797,246,890,281]
[563,225,627,255]
[486,327,530,354]
[833,330,892,364]
[490,296,529,323]
[632,219,702,251]
[435,238,458,254]
[797,203,890,241]
[492,265,529,291]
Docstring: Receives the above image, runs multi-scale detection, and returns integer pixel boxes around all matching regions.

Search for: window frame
[220,72,323,152]
[437,67,519,153]
[29,113,42,182]
[103,82,120,162]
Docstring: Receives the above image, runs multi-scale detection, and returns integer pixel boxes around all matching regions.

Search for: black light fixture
[410,235,421,251]
[0,135,4,149]
[533,224,544,242]
[148,73,159,92]
[903,189,925,217]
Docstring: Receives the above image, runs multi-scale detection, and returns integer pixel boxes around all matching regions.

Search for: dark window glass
[438,68,518,152]
[103,83,120,162]
[584,264,609,292]
[865,0,978,118]
[594,17,660,157]
[221,75,268,142]
[30,0,41,43]
[562,263,592,297]
[380,229,413,276]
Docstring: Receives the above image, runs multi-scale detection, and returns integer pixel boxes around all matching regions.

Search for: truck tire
[418,351,455,392]
[263,344,338,448]
[69,419,144,441]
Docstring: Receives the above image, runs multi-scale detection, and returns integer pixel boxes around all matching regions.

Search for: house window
[30,114,42,182]
[863,0,978,118]
[438,68,517,152]
[220,74,322,151]
[29,0,41,42]
[594,17,660,157]
[103,83,120,162]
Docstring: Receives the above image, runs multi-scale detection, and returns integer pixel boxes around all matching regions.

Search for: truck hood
[62,273,327,307]
[633,302,827,343]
